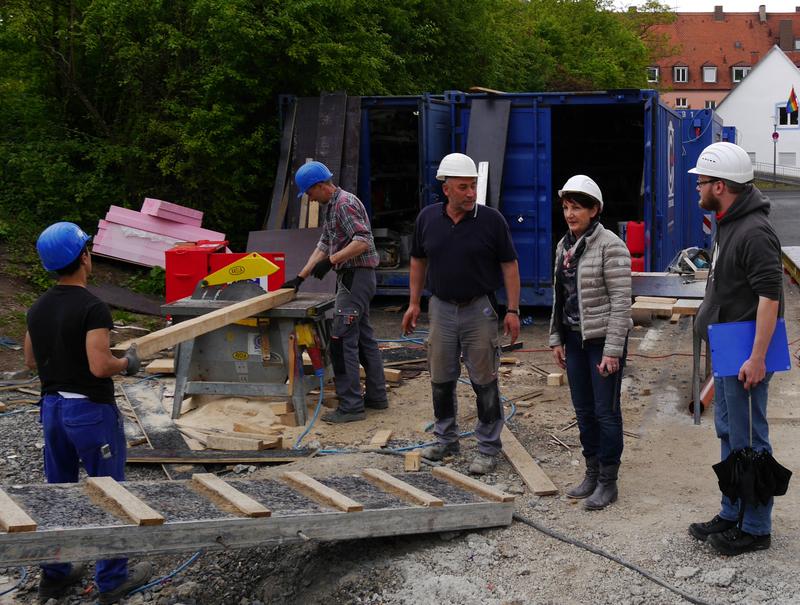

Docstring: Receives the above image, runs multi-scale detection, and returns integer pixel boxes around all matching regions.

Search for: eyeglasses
[696,179,718,187]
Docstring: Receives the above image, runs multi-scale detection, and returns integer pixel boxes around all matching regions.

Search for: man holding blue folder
[686,142,784,556]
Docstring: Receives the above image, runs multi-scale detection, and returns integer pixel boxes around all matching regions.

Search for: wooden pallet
[0,469,514,566]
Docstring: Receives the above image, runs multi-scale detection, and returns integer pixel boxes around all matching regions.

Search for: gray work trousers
[427,295,503,455]
[331,268,386,413]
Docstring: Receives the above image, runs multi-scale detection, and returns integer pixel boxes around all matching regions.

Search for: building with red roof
[647,4,800,110]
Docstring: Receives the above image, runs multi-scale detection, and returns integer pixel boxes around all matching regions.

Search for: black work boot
[38,565,86,601]
[98,562,154,605]
[567,456,599,499]
[321,408,366,423]
[708,527,771,556]
[420,442,460,461]
[584,463,619,510]
[688,514,737,542]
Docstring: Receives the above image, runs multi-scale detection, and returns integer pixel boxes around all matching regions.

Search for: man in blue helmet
[281,161,387,423]
[24,222,153,603]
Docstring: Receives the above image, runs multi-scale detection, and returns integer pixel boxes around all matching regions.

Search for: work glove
[123,346,140,376]
[280,275,305,291]
[311,257,333,280]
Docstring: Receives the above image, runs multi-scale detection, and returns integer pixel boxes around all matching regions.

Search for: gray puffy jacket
[548,223,632,358]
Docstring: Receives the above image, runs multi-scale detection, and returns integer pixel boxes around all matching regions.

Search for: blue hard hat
[36,222,92,271]
[295,161,333,197]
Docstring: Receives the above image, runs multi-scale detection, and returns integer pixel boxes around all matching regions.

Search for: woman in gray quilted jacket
[548,175,632,511]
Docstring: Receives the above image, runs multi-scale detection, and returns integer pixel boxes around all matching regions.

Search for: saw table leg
[172,338,196,419]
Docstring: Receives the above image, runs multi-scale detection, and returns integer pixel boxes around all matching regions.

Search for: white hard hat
[688,142,754,184]
[436,153,478,181]
[558,175,604,211]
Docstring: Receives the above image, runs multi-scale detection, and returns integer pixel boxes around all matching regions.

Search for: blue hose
[0,567,27,596]
[294,374,325,449]
[125,551,202,597]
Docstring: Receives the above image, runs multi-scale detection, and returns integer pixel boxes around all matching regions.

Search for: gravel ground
[2,283,799,605]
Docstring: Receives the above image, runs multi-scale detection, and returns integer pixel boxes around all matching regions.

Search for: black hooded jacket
[695,185,783,341]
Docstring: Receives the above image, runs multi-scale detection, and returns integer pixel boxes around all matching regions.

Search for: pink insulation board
[105,206,224,241]
[93,220,182,268]
[141,197,203,227]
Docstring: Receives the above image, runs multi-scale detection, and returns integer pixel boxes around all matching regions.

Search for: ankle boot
[584,463,619,510]
[567,456,599,499]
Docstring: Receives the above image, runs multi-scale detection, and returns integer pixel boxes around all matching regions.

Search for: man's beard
[699,195,721,212]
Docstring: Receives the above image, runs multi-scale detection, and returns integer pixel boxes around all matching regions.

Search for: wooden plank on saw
[282,471,363,512]
[501,426,558,496]
[362,469,443,507]
[112,289,295,359]
[369,429,393,448]
[192,473,271,518]
[145,358,175,375]
[0,488,37,533]
[431,467,515,503]
[85,477,165,526]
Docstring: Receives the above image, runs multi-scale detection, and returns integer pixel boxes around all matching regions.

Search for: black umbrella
[712,398,792,525]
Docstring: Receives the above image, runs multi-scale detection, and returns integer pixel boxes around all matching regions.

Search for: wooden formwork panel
[0,470,514,567]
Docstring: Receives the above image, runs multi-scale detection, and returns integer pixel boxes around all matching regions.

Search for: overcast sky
[614,1,800,11]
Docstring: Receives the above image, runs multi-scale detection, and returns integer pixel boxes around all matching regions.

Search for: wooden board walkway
[0,469,514,566]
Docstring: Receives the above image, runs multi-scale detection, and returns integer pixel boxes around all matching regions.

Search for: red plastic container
[630,255,645,273]
[165,241,228,303]
[626,221,645,256]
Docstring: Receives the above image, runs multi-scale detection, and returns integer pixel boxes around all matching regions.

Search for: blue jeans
[564,330,625,466]
[714,374,773,535]
[39,394,129,593]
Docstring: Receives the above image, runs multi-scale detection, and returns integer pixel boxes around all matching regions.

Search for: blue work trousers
[564,330,625,466]
[39,394,129,593]
[714,374,773,535]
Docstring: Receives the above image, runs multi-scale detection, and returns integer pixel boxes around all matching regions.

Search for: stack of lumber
[93,198,225,268]
[631,296,677,323]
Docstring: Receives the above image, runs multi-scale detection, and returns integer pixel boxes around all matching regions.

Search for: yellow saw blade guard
[203,252,280,286]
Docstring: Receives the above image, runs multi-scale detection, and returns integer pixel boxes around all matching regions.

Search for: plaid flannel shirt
[316,188,379,269]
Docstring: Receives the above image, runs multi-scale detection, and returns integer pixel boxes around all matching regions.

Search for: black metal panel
[465,98,511,209]
[315,92,348,181]
[288,97,321,228]
[265,100,297,230]
[340,96,362,192]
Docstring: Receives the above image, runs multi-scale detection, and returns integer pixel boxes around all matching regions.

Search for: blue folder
[708,318,791,377]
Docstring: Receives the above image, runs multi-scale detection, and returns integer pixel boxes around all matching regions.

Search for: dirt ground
[1,261,799,604]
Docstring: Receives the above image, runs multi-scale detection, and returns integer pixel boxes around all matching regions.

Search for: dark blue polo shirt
[411,202,517,302]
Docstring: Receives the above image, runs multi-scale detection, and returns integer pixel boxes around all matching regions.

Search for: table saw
[162,285,335,425]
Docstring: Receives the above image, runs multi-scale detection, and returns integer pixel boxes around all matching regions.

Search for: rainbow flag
[789,86,799,114]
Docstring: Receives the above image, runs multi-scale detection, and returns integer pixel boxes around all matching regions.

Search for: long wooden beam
[85,477,165,526]
[192,474,271,518]
[126,448,314,464]
[431,467,515,503]
[0,488,37,533]
[113,289,295,358]
[501,427,558,496]
[362,469,443,507]
[281,471,363,512]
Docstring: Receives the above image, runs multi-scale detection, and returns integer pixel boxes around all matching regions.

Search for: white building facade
[716,45,800,172]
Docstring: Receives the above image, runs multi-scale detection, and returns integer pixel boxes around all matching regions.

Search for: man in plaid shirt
[281,161,387,423]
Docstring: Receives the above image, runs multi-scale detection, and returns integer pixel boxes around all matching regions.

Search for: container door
[650,103,682,270]
[498,101,553,306]
[419,95,452,209]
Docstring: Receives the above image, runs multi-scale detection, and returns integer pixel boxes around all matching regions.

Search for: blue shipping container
[452,89,688,306]
[677,108,723,251]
